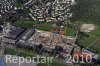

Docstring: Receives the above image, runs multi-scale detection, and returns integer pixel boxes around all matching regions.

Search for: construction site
[28,30,76,53]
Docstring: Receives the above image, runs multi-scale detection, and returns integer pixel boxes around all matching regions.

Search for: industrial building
[19,29,36,42]
[17,29,36,49]
[2,27,26,44]
[4,28,25,40]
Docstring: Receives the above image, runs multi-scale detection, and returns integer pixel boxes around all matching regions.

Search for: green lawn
[73,0,100,54]
[65,27,76,36]
[76,22,100,53]
[5,48,17,55]
[37,23,52,31]
[13,20,39,28]
[78,35,98,47]
[91,26,100,37]
[13,20,78,35]
[89,39,100,53]
[17,51,35,58]
[13,20,53,31]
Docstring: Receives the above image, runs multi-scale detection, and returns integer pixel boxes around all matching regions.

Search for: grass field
[5,48,18,55]
[91,26,100,37]
[13,20,77,36]
[90,25,100,53]
[13,20,53,31]
[37,23,52,31]
[78,35,98,47]
[65,27,76,36]
[13,20,40,28]
[78,24,100,53]
[75,19,100,53]
[89,39,100,53]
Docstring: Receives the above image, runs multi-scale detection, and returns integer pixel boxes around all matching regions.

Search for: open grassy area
[13,20,77,35]
[80,25,100,53]
[37,23,52,31]
[65,27,76,36]
[76,21,100,53]
[13,20,53,31]
[89,39,100,53]
[91,26,100,37]
[17,51,35,58]
[78,35,98,47]
[5,48,18,55]
[13,20,39,28]
[78,30,100,53]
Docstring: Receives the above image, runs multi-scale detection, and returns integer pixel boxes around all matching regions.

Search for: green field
[89,39,100,53]
[91,26,100,37]
[13,20,77,36]
[65,27,76,36]
[78,35,98,47]
[78,36,100,53]
[37,23,52,31]
[5,48,18,55]
[78,28,100,54]
[13,20,39,28]
[75,17,100,53]
[13,20,53,31]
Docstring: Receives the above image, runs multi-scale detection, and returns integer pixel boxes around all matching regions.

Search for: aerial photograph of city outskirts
[0,0,100,66]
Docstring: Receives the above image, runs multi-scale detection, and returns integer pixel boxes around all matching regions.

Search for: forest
[72,0,100,24]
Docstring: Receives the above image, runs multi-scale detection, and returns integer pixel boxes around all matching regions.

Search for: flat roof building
[2,27,26,44]
[19,29,35,42]
[4,28,25,40]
